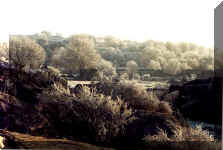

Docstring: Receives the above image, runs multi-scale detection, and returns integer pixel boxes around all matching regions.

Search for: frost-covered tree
[9,36,46,70]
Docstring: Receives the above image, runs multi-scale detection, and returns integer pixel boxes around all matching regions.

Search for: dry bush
[74,86,134,143]
[119,80,156,110]
[118,80,172,114]
[94,80,173,114]
[143,127,170,142]
[173,125,215,142]
[158,101,173,114]
[142,125,219,150]
[143,125,215,142]
[78,86,132,118]
[49,83,70,96]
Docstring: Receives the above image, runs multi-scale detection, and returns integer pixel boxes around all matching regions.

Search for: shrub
[142,125,219,150]
[119,80,156,110]
[143,125,215,142]
[94,80,173,114]
[173,125,215,142]
[50,82,70,96]
[74,86,134,143]
[158,101,173,115]
[143,127,170,142]
[118,80,172,114]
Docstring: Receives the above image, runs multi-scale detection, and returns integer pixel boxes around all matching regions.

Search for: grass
[143,125,215,142]
[141,125,220,150]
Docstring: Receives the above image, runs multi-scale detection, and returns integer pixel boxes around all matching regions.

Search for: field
[68,80,170,89]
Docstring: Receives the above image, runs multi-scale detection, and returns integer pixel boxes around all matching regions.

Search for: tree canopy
[9,36,46,70]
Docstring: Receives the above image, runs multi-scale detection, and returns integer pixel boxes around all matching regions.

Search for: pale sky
[0,0,222,48]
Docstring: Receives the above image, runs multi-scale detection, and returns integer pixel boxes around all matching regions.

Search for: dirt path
[8,131,115,150]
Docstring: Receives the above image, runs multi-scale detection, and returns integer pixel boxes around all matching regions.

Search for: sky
[0,0,222,48]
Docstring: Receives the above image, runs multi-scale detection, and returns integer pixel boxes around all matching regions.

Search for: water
[187,120,221,138]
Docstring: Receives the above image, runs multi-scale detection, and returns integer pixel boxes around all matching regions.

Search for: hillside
[0,63,221,149]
